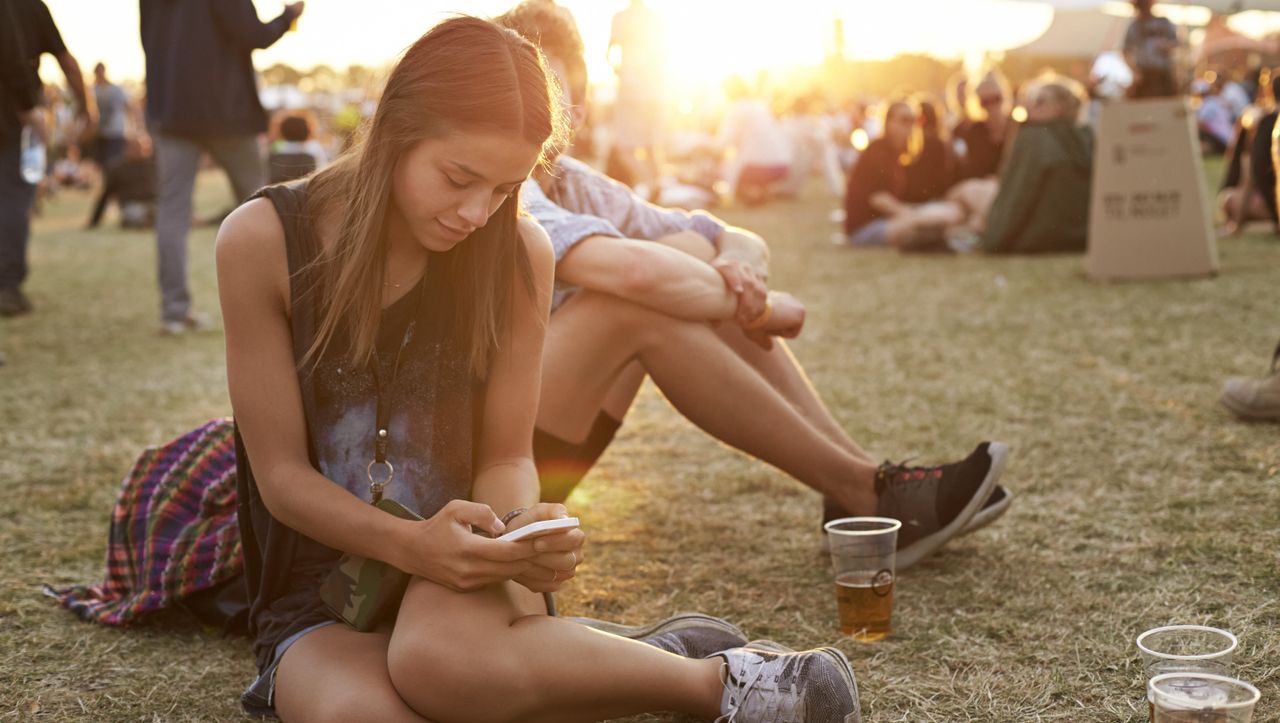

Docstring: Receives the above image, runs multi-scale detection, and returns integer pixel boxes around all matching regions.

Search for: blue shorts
[848,219,891,247]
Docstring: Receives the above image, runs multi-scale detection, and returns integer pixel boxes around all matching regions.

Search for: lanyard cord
[366,269,428,502]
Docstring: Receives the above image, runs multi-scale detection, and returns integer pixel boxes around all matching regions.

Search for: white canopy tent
[1005,0,1280,12]
[1007,0,1280,60]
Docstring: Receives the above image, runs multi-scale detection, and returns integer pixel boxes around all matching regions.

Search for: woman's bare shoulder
[215,197,291,308]
[517,215,554,270]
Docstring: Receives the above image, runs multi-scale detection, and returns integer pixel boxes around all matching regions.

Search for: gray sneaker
[1221,342,1280,422]
[570,612,748,659]
[713,642,861,722]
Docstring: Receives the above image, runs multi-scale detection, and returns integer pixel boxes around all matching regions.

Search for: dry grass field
[2,168,1277,721]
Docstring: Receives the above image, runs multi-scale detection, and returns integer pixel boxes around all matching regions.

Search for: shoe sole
[957,485,1013,537]
[896,441,1009,570]
[569,612,747,646]
[740,641,861,723]
[1220,394,1280,422]
[814,646,862,723]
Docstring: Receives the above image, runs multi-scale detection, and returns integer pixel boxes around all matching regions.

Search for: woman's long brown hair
[301,16,566,379]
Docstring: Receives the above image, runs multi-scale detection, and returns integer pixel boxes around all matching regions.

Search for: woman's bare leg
[388,579,724,723]
[275,625,429,723]
[538,291,878,514]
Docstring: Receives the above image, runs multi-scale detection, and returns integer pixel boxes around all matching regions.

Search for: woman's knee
[387,626,537,723]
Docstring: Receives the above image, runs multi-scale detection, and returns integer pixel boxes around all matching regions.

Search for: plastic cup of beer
[824,516,900,642]
[1148,673,1260,722]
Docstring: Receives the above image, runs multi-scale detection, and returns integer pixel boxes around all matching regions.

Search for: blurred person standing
[92,62,128,170]
[608,0,665,192]
[0,0,90,317]
[139,0,304,335]
[1124,0,1178,98]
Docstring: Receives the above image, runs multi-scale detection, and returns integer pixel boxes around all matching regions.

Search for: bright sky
[41,0,1055,90]
[38,0,1280,95]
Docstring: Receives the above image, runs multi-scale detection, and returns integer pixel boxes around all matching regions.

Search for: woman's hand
[396,499,537,592]
[502,503,586,594]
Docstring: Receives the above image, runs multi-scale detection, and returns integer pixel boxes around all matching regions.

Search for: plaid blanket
[46,419,243,626]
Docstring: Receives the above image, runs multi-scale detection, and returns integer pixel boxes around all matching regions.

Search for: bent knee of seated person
[914,200,966,227]
[388,581,545,721]
[275,626,423,723]
[654,229,714,259]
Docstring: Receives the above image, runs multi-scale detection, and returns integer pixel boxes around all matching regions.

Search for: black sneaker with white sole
[824,483,1012,541]
[822,442,1009,569]
[957,484,1013,537]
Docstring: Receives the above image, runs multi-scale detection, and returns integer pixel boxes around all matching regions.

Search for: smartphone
[497,516,580,542]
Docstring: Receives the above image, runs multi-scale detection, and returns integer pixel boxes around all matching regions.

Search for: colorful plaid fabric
[46,419,242,626]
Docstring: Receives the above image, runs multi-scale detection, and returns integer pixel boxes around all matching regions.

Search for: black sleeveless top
[234,184,481,671]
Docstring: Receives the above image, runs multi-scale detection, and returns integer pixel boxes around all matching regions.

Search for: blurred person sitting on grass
[842,98,955,249]
[870,74,1093,255]
[267,109,327,184]
[86,136,156,230]
[717,75,794,206]
[1219,71,1280,237]
[216,16,861,722]
[498,0,1011,574]
[954,69,1014,182]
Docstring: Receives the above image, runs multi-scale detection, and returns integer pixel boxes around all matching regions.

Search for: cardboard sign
[1086,97,1218,281]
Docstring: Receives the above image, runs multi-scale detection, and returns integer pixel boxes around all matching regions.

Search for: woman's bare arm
[471,218,584,592]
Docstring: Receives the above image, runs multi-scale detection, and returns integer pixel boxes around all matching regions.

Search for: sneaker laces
[874,457,942,496]
[716,653,805,723]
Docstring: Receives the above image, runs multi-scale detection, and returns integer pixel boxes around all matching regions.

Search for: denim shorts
[848,218,891,247]
[240,620,339,719]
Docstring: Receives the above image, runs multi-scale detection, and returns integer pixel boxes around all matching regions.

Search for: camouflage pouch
[319,498,422,632]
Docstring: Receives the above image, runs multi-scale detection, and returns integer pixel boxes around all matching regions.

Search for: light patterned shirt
[521,155,726,311]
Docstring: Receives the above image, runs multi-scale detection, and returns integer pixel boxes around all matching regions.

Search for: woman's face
[389,130,541,253]
[884,105,916,151]
[1027,90,1066,123]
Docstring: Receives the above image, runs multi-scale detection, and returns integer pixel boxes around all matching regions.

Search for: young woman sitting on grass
[216,16,861,723]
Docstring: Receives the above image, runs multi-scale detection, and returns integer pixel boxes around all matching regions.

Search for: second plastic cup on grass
[824,516,901,642]
[1148,672,1260,722]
